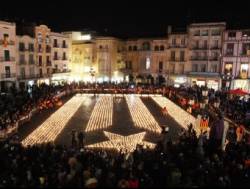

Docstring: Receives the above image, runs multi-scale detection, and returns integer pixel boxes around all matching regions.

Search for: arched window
[128,46,132,51]
[133,46,137,51]
[160,45,165,51]
[154,46,159,51]
[142,42,151,51]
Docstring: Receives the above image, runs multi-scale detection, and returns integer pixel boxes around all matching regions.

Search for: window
[160,45,164,51]
[180,51,185,61]
[129,61,132,69]
[3,33,9,39]
[203,40,208,49]
[146,57,150,69]
[240,63,249,78]
[19,42,25,51]
[99,45,103,49]
[154,46,159,51]
[224,62,233,75]
[142,42,150,51]
[242,30,250,37]
[194,41,199,48]
[211,29,221,36]
[5,66,10,77]
[172,38,176,45]
[20,67,25,78]
[181,38,185,46]
[242,43,250,55]
[194,30,200,36]
[30,67,34,77]
[39,56,42,66]
[201,30,208,36]
[46,56,50,65]
[63,52,66,60]
[200,64,206,72]
[54,52,58,60]
[38,33,42,43]
[38,44,42,52]
[211,64,217,72]
[20,54,25,64]
[226,43,234,55]
[128,46,132,51]
[192,64,198,72]
[53,39,58,47]
[213,40,219,48]
[62,40,66,48]
[39,68,43,77]
[46,35,50,44]
[47,68,50,74]
[4,50,10,61]
[228,32,236,38]
[171,51,175,61]
[29,43,34,51]
[29,54,34,64]
[133,46,137,51]
[159,61,163,71]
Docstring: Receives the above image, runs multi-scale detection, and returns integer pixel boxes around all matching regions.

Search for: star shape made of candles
[86,131,156,153]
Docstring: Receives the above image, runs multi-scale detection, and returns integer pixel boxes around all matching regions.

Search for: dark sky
[1,0,250,38]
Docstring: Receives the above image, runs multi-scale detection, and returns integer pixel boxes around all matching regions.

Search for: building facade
[167,32,189,87]
[35,25,52,85]
[16,35,36,89]
[187,22,226,90]
[50,32,71,84]
[222,30,250,91]
[0,21,16,91]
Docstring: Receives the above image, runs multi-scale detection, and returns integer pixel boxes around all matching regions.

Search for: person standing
[71,130,77,148]
[77,131,85,148]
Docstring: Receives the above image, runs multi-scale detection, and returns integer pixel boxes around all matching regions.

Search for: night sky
[1,0,250,38]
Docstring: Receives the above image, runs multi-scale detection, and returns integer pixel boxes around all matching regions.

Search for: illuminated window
[146,57,150,70]
[240,63,249,78]
[224,63,233,75]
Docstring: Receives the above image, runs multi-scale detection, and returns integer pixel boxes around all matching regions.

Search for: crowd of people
[0,83,70,137]
[0,122,249,188]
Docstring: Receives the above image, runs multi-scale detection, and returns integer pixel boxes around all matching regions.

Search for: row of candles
[85,96,113,132]
[22,96,86,146]
[125,95,162,134]
[151,96,199,134]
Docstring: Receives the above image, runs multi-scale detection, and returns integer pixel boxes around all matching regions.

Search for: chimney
[167,25,172,35]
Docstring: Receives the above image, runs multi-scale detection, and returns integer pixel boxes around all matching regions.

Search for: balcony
[62,57,67,61]
[211,32,221,36]
[19,47,25,52]
[19,60,27,65]
[46,47,51,53]
[53,44,59,48]
[53,56,59,61]
[0,40,15,46]
[17,74,40,80]
[62,44,68,48]
[46,61,52,66]
[1,73,16,79]
[209,57,219,61]
[210,46,220,50]
[190,56,208,61]
[191,46,208,50]
[29,48,34,52]
[52,69,71,74]
[29,60,35,64]
[0,57,15,62]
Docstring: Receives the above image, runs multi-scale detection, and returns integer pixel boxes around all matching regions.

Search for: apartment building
[222,30,250,91]
[187,22,226,90]
[50,32,71,84]
[0,21,16,91]
[16,35,36,89]
[167,31,189,87]
[35,25,52,85]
